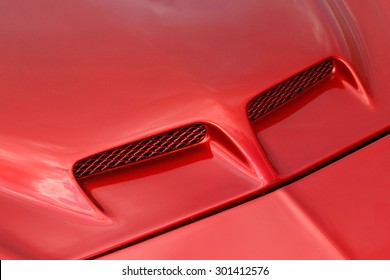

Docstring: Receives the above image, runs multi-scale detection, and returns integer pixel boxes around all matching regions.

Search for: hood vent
[247,59,334,122]
[73,123,207,179]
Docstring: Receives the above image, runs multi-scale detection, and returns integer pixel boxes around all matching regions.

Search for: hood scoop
[247,59,334,122]
[73,123,207,179]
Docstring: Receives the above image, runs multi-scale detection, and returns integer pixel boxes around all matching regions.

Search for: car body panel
[0,0,390,259]
[100,134,390,259]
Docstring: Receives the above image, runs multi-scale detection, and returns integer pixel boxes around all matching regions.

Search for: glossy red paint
[0,0,390,259]
[100,135,390,260]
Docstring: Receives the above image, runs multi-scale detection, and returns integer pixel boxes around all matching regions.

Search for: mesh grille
[247,59,334,121]
[73,124,207,179]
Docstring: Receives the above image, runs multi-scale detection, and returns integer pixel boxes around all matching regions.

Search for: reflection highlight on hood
[0,137,103,218]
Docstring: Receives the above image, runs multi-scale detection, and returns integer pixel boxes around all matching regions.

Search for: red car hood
[1,0,390,259]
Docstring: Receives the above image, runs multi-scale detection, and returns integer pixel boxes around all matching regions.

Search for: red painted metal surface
[100,135,390,260]
[0,0,390,259]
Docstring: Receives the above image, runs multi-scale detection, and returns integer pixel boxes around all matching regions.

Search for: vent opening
[73,123,207,179]
[247,59,334,122]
